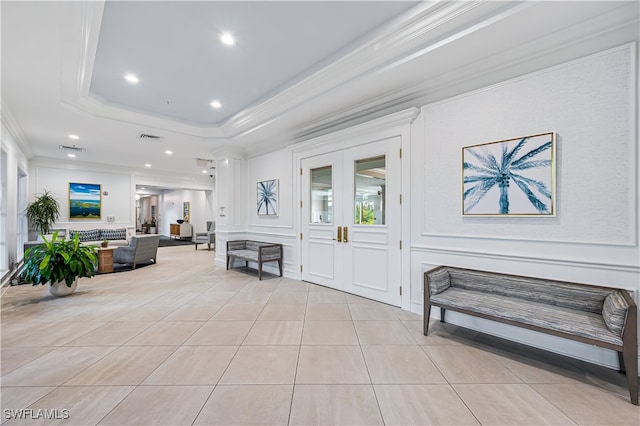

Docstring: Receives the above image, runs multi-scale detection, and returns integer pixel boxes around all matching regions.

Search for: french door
[301,138,402,306]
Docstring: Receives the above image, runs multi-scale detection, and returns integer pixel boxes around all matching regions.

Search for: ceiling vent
[58,145,86,152]
[196,158,215,169]
[137,133,165,141]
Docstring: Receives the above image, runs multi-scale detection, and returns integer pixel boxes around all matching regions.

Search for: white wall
[244,149,297,277]
[238,43,639,369]
[0,123,30,279]
[31,164,134,231]
[160,189,214,237]
[409,43,639,368]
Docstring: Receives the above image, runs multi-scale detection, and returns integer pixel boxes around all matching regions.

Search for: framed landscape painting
[69,182,101,219]
[257,179,278,216]
[462,132,555,216]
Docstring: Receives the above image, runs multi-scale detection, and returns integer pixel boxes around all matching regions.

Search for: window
[354,156,386,225]
[0,146,8,277]
[16,168,27,260]
[310,166,332,224]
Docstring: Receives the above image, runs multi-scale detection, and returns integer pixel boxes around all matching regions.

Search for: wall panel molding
[412,246,639,274]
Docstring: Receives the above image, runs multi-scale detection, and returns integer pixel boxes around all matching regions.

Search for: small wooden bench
[226,240,283,280]
[424,266,638,405]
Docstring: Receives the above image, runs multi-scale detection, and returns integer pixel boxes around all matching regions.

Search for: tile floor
[1,246,638,425]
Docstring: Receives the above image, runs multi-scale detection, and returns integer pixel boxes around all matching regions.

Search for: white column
[213,147,246,265]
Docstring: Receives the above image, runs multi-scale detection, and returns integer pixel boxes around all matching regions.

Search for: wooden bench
[424,266,638,405]
[226,240,283,280]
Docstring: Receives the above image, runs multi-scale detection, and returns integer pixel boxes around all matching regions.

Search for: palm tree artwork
[463,133,554,215]
[257,179,278,215]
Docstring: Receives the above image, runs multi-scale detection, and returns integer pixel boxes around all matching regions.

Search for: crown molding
[1,101,33,158]
[290,107,419,155]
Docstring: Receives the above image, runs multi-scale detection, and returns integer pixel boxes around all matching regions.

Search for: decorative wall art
[462,132,555,216]
[69,182,102,219]
[183,201,190,222]
[257,179,278,216]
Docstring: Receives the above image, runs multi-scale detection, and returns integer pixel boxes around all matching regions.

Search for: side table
[98,247,115,273]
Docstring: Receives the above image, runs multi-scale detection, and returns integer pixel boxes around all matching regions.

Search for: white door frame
[291,108,419,311]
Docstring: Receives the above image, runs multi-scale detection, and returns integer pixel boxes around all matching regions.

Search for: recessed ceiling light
[124,74,139,84]
[220,33,235,46]
[141,187,146,190]
[210,100,222,109]
[67,153,76,158]
[68,134,79,140]
[165,150,173,155]
[145,163,151,168]
[202,170,207,174]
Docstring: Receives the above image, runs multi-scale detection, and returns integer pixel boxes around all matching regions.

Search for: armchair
[194,221,215,250]
[113,235,160,270]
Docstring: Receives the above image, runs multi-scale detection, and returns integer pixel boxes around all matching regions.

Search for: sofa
[226,240,283,280]
[113,235,160,270]
[68,227,134,247]
[424,266,638,405]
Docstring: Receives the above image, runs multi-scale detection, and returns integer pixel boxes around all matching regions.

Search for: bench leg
[618,352,626,374]
[424,305,432,335]
[278,259,283,277]
[226,256,231,270]
[622,346,639,405]
[258,261,262,280]
[440,308,446,323]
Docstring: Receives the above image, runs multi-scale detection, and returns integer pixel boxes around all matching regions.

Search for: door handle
[343,226,349,243]
[334,226,342,242]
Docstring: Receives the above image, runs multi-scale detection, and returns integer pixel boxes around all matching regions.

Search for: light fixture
[145,163,151,168]
[140,187,146,190]
[165,150,173,155]
[68,134,79,140]
[202,170,207,174]
[124,73,139,83]
[220,33,235,46]
[67,153,76,158]
[210,100,222,109]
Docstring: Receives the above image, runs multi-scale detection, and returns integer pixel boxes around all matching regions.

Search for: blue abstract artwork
[69,182,101,219]
[462,132,555,216]
[257,179,278,216]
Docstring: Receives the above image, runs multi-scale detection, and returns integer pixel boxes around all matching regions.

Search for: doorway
[300,137,402,306]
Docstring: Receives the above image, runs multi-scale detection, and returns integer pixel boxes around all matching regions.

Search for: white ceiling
[1,1,638,181]
[90,1,417,125]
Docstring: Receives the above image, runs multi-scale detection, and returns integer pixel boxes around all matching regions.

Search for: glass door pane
[354,156,385,225]
[310,166,332,223]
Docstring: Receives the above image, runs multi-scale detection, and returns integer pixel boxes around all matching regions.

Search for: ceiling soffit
[62,1,504,139]
[59,1,639,154]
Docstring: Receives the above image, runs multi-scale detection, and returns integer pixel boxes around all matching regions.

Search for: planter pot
[49,279,78,297]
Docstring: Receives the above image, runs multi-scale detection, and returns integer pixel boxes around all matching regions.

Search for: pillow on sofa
[70,229,100,242]
[101,228,127,240]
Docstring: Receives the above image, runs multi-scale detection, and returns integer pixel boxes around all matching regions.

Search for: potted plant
[26,190,60,238]
[101,239,109,248]
[19,231,98,297]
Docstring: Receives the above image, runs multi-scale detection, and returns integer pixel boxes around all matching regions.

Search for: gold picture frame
[462,132,556,216]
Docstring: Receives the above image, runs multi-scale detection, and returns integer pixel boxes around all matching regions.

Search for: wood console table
[170,223,192,240]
